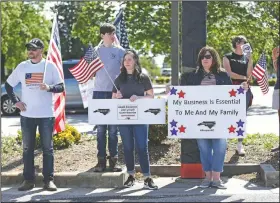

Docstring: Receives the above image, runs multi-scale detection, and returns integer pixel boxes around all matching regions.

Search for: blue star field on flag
[114,9,130,49]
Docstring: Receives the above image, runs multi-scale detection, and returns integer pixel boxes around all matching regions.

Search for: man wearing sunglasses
[223,35,253,156]
[4,38,64,191]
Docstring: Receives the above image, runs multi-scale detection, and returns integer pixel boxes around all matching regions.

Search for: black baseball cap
[25,38,44,49]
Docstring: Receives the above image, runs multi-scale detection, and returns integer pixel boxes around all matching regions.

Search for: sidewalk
[2,177,279,202]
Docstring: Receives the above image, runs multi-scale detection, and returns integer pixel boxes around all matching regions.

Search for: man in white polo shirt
[5,38,64,191]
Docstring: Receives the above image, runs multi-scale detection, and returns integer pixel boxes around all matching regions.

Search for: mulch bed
[2,135,279,184]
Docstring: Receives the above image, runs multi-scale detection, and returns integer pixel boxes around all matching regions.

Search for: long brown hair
[197,46,222,74]
[119,49,143,83]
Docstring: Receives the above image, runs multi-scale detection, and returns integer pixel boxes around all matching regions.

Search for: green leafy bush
[250,78,276,86]
[155,76,171,84]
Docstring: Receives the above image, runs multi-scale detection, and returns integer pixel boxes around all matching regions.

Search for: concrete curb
[1,171,128,188]
[135,164,260,177]
[260,164,279,187]
[2,164,277,188]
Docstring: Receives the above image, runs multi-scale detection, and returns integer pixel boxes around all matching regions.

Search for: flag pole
[43,13,57,83]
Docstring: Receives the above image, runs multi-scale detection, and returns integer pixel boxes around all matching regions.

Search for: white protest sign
[167,85,247,139]
[88,98,166,124]
[78,78,95,109]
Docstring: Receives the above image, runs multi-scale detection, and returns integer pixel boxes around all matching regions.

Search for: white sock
[237,142,243,150]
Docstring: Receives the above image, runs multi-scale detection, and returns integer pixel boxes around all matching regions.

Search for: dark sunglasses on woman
[202,54,212,59]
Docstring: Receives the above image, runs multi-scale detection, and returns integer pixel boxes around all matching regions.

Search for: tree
[51,1,85,60]
[125,1,171,57]
[207,1,279,72]
[72,1,116,46]
[72,1,171,58]
[140,56,160,77]
[1,2,51,70]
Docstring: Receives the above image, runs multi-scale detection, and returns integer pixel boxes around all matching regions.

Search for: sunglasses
[27,47,38,51]
[237,40,247,44]
[201,54,212,59]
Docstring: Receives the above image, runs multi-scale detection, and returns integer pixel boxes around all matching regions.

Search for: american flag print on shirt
[25,73,44,84]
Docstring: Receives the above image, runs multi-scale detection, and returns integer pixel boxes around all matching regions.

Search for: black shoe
[43,180,57,191]
[124,175,135,188]
[93,157,106,172]
[271,146,279,152]
[18,180,35,191]
[144,177,158,190]
[107,156,122,172]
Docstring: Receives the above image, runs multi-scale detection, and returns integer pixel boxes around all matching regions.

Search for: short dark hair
[197,46,222,74]
[100,23,116,35]
[232,35,247,48]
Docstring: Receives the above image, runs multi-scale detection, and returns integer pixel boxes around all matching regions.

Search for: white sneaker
[236,142,246,156]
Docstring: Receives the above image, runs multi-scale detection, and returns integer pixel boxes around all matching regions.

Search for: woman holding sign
[181,46,249,189]
[112,49,158,190]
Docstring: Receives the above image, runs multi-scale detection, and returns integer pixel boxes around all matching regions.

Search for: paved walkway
[2,177,279,202]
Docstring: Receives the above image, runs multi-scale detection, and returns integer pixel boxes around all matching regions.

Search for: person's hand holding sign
[241,81,249,91]
[130,95,138,102]
[116,90,123,99]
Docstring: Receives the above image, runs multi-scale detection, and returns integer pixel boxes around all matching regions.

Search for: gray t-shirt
[93,45,125,92]
[112,73,153,98]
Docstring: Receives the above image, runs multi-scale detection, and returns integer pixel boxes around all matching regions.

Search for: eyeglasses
[27,47,38,51]
[201,55,212,59]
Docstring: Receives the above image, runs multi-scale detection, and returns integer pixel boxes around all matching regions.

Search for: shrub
[155,76,171,84]
[268,78,276,86]
[165,78,170,83]
[16,130,40,149]
[148,105,168,144]
[16,124,81,150]
[250,78,276,86]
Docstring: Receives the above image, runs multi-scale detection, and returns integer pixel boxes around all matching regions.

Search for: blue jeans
[196,139,227,173]
[20,116,55,183]
[93,91,118,158]
[119,125,151,177]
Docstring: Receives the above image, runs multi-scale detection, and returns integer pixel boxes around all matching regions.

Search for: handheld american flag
[113,9,130,49]
[69,45,104,84]
[252,53,269,95]
[45,14,66,134]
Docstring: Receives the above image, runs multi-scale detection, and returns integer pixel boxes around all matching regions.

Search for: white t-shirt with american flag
[7,59,63,118]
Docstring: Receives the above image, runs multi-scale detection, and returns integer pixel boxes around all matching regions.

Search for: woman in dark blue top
[112,49,158,190]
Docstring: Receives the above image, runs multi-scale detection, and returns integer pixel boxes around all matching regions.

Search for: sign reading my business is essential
[167,85,247,139]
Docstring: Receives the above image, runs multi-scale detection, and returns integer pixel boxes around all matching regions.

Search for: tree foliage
[1,1,278,73]
[140,56,160,77]
[52,1,85,60]
[1,2,51,70]
[207,1,279,71]
[72,1,116,46]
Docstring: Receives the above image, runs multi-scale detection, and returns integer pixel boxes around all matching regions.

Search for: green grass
[228,133,279,151]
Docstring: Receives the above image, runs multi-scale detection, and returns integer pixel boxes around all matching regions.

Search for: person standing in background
[223,35,253,156]
[92,23,125,172]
